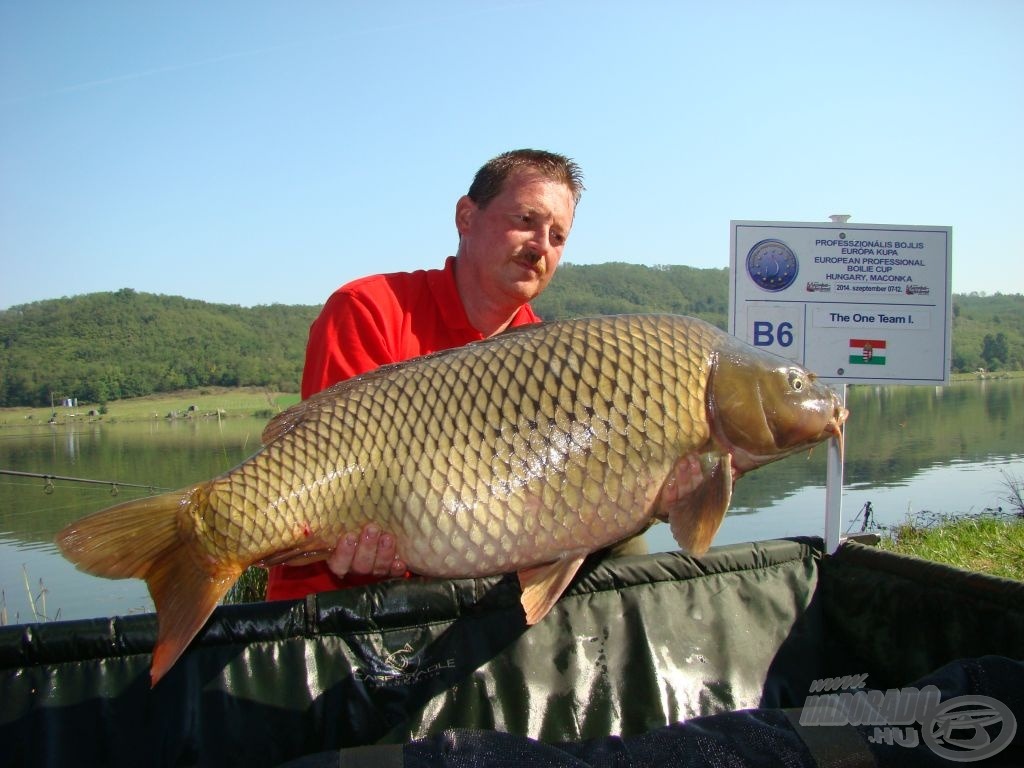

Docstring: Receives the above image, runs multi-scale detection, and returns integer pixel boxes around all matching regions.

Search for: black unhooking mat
[2,537,1022,767]
[282,656,1024,768]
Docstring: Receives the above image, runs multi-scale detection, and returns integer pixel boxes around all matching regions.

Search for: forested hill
[1,266,1022,407]
[0,288,318,406]
[533,262,730,327]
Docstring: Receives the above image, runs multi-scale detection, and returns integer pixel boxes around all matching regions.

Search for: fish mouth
[723,401,848,475]
[791,400,848,463]
[824,405,849,462]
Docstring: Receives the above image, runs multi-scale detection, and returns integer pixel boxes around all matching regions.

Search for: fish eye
[788,371,805,392]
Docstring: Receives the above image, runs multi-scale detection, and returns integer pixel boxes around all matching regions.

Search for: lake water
[1,379,1021,624]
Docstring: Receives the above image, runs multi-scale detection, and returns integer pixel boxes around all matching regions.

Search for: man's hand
[326,523,407,579]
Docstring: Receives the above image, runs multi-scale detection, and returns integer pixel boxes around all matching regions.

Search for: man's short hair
[467,149,584,209]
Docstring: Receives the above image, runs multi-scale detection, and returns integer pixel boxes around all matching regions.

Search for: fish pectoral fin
[517,554,587,625]
[666,453,733,556]
[652,452,707,521]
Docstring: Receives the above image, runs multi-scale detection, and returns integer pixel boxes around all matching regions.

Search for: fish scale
[56,313,847,684]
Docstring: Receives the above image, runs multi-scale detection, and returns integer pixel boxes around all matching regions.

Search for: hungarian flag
[849,338,886,365]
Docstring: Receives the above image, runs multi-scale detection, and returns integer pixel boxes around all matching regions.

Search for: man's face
[455,168,576,307]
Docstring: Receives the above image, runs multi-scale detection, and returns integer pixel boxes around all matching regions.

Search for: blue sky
[2,1,1022,310]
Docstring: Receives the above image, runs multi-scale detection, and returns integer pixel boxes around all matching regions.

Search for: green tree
[981,332,1009,370]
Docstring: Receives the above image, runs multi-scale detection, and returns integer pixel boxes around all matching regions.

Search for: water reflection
[0,379,1021,622]
[0,418,262,622]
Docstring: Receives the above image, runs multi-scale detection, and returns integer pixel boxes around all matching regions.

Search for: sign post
[729,220,952,551]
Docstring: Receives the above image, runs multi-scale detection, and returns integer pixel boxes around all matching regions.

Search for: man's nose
[528,225,554,255]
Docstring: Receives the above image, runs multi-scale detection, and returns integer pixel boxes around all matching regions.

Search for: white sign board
[730,221,952,385]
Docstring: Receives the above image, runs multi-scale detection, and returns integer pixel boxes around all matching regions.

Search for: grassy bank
[950,369,1024,383]
[0,387,300,427]
[880,513,1024,581]
[946,370,1024,382]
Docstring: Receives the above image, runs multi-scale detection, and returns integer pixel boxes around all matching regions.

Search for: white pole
[824,213,850,553]
[824,383,847,552]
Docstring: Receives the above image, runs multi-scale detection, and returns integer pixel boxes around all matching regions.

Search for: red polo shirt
[266,256,541,600]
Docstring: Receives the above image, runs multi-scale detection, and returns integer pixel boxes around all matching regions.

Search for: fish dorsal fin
[260,379,359,445]
[261,322,551,446]
[517,553,587,624]
[666,454,733,555]
[260,365,405,445]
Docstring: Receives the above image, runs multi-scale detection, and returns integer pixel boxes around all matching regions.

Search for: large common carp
[57,314,847,684]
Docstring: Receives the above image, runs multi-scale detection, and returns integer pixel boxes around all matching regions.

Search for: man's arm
[302,288,408,580]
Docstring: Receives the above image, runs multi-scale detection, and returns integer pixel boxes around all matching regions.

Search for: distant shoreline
[0,387,298,428]
[1,372,1022,428]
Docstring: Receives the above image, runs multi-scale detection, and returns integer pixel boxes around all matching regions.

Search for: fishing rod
[0,468,170,496]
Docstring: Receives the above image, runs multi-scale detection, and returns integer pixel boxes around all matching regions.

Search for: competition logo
[746,239,799,292]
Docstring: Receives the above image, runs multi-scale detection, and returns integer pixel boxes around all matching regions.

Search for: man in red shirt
[266,149,585,600]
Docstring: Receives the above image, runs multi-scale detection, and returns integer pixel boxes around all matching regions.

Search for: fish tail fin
[55,485,243,686]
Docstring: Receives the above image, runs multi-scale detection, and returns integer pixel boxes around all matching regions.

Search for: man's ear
[455,195,477,237]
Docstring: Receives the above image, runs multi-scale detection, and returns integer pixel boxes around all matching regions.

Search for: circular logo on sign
[746,239,799,292]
